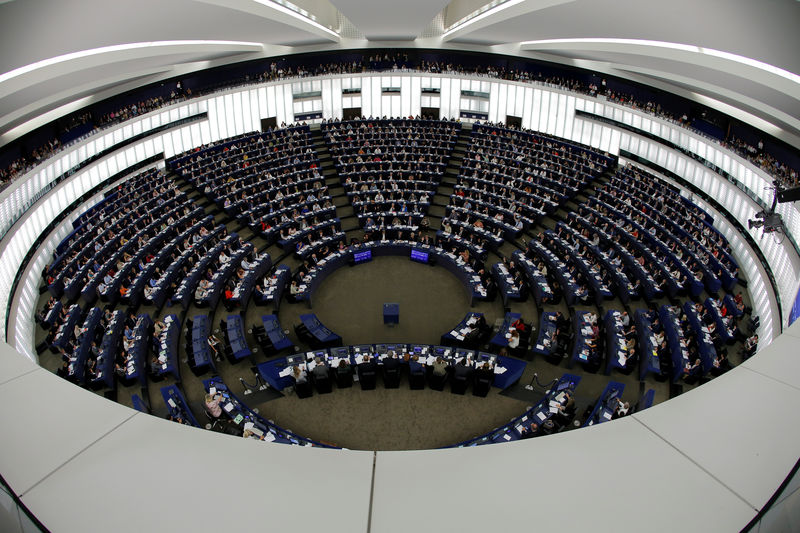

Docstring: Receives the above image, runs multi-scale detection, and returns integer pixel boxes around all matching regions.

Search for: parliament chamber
[0,1,799,532]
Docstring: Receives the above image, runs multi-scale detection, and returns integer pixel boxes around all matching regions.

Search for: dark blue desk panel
[255,264,290,311]
[256,359,294,392]
[50,304,83,353]
[204,374,338,447]
[261,314,294,352]
[151,314,180,382]
[532,312,558,358]
[440,312,482,347]
[492,262,522,308]
[383,303,399,325]
[190,314,216,375]
[68,307,102,385]
[299,314,342,347]
[603,310,632,376]
[583,381,625,427]
[229,253,272,309]
[512,250,554,306]
[704,297,735,344]
[489,312,522,348]
[638,389,656,412]
[635,310,661,381]
[684,303,717,377]
[92,310,125,389]
[493,355,526,389]
[225,315,252,361]
[449,373,581,447]
[570,311,601,370]
[125,314,152,386]
[41,301,63,330]
[131,394,148,413]
[660,305,691,383]
[160,385,200,427]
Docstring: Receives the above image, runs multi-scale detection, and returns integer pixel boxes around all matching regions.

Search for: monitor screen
[354,250,372,264]
[410,249,429,263]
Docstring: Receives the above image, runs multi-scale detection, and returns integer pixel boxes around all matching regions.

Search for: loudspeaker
[777,186,800,204]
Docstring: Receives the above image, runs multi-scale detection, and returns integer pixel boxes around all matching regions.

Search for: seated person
[519,422,540,440]
[453,358,473,382]
[205,392,223,418]
[293,365,308,384]
[508,330,521,350]
[432,356,449,377]
[312,357,329,381]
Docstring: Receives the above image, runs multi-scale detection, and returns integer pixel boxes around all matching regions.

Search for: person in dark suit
[382,351,401,387]
[519,422,540,439]
[474,362,493,384]
[335,358,353,387]
[357,353,379,389]
[453,358,473,381]
[382,352,400,374]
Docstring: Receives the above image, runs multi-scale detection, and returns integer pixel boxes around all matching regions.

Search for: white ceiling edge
[610,63,800,139]
[0,41,265,100]
[194,0,341,41]
[442,0,575,41]
[2,38,800,152]
[0,66,174,134]
[519,38,800,99]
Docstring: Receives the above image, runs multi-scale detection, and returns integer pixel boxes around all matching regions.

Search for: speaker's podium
[383,303,399,326]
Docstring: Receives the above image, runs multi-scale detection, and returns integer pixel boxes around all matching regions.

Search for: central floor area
[286,256,494,346]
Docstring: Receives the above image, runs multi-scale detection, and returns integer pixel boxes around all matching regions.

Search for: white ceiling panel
[330,0,451,39]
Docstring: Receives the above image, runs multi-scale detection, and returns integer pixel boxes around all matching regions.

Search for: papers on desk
[307,361,317,371]
[536,412,547,422]
[354,354,365,364]
[223,402,234,413]
[493,366,507,375]
[602,411,613,420]
[466,316,478,326]
[425,355,436,365]
[330,357,341,367]
[209,387,216,395]
[502,434,512,441]
[278,367,293,378]
[582,327,593,335]
[244,422,254,431]
[167,398,177,408]
[264,432,276,442]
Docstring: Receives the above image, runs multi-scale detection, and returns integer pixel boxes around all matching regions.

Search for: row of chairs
[293,364,491,398]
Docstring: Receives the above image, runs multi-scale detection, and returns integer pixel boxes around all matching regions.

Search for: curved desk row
[295,241,488,307]
[257,344,526,395]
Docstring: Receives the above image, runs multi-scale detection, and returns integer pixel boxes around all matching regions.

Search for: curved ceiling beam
[442,0,577,41]
[0,40,265,100]
[0,67,173,135]
[194,0,340,41]
[519,38,800,100]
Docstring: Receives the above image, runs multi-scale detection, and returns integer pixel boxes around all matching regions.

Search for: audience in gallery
[3,51,797,191]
